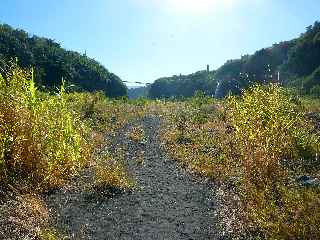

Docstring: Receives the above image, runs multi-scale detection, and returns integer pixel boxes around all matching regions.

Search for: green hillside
[0,23,127,97]
[148,69,216,99]
[128,86,149,99]
[148,21,320,98]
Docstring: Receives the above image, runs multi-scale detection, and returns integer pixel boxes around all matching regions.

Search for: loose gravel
[44,117,222,239]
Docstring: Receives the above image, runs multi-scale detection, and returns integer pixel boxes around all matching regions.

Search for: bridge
[121,80,151,86]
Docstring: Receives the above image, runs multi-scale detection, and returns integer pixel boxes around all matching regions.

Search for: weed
[39,228,60,240]
[227,84,320,238]
[94,152,135,191]
[0,62,92,190]
[161,84,320,238]
[128,126,145,142]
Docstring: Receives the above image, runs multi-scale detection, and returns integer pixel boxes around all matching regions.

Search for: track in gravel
[45,116,220,240]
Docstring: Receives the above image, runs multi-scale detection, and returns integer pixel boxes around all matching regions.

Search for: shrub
[0,62,91,190]
[94,152,134,191]
[228,85,318,182]
[227,84,320,238]
[128,126,145,142]
[162,84,320,238]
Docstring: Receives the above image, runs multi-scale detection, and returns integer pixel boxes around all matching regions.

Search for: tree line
[147,21,320,99]
[148,70,216,99]
[0,23,127,97]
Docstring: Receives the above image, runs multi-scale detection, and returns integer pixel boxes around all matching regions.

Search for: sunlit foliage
[0,23,127,97]
[0,61,91,190]
[161,85,320,238]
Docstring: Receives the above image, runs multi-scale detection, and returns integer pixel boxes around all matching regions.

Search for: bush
[228,85,313,183]
[228,84,320,238]
[94,152,134,191]
[0,62,91,190]
[162,84,320,238]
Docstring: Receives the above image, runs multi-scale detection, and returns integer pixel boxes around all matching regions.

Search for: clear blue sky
[1,0,320,86]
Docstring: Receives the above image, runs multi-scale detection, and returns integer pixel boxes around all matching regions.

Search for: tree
[0,23,127,97]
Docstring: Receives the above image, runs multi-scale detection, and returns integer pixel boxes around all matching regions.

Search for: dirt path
[45,117,221,239]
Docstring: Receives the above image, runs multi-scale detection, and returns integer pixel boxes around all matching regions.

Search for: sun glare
[165,0,235,15]
[135,0,239,15]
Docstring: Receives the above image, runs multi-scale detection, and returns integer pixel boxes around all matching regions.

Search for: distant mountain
[0,23,127,97]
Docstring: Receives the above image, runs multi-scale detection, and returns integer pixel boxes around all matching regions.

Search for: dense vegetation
[0,62,89,190]
[128,86,148,99]
[147,21,320,99]
[214,40,295,97]
[0,61,136,193]
[0,24,127,97]
[148,70,216,99]
[160,86,320,238]
[2,61,320,239]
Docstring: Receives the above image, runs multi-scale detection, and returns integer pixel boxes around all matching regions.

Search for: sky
[1,0,320,86]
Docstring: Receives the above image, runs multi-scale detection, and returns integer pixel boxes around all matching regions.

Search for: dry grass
[4,60,319,238]
[66,92,148,134]
[128,126,145,142]
[0,62,138,239]
[0,192,51,239]
[0,62,92,191]
[0,61,141,193]
[94,152,135,191]
[159,85,320,239]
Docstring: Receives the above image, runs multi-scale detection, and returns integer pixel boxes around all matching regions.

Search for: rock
[296,175,320,187]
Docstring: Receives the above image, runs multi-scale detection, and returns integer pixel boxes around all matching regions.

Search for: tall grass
[0,61,91,191]
[65,91,147,134]
[162,84,320,239]
[3,61,319,238]
[228,85,320,238]
[0,62,138,238]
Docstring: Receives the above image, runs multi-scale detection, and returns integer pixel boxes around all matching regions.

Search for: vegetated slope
[148,69,217,99]
[44,117,220,239]
[213,21,320,97]
[148,21,320,99]
[0,23,127,97]
[213,40,295,97]
[287,22,320,95]
[128,86,149,99]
